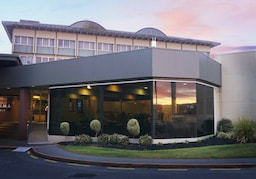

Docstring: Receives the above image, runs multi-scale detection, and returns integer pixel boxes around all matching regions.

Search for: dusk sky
[0,0,255,55]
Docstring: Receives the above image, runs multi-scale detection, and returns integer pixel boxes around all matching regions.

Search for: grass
[62,143,256,159]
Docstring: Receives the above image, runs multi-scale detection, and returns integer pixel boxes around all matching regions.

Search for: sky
[0,0,256,56]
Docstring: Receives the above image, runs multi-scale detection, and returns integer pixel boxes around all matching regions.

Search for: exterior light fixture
[87,85,92,89]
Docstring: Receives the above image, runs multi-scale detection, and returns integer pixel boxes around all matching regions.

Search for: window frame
[58,39,76,49]
[117,44,132,52]
[14,36,33,46]
[78,41,95,50]
[98,42,113,52]
[37,37,55,47]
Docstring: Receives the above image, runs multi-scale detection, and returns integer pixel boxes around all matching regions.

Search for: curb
[31,147,256,169]
[0,146,17,150]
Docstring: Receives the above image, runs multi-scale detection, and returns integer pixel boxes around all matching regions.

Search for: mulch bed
[59,136,237,150]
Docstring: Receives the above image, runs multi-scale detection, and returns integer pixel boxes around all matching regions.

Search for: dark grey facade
[0,48,221,88]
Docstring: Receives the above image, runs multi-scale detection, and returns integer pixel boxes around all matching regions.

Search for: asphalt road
[0,150,256,179]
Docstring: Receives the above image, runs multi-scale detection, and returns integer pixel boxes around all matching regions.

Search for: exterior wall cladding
[215,51,256,121]
[0,48,221,142]
[0,48,221,88]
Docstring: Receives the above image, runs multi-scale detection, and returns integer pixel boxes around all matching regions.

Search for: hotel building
[0,19,229,143]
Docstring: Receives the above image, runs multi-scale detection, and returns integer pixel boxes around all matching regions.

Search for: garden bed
[59,136,236,150]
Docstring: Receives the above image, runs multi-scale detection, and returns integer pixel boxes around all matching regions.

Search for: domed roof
[70,20,105,31]
[136,28,167,37]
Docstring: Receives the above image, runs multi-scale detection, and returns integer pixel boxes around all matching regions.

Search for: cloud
[211,45,256,56]
[155,0,256,45]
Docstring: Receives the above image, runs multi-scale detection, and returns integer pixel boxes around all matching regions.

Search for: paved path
[1,140,256,168]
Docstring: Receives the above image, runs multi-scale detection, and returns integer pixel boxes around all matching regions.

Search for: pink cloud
[210,45,256,59]
[155,0,256,46]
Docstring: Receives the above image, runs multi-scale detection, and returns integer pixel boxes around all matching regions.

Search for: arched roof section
[70,20,106,31]
[136,27,167,37]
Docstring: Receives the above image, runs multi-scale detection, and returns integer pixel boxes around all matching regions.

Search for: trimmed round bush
[139,134,153,146]
[97,134,110,145]
[233,117,256,143]
[217,118,233,133]
[90,119,101,137]
[60,122,70,135]
[75,134,92,144]
[127,118,140,137]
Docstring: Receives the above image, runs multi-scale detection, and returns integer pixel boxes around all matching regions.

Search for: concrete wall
[215,51,256,120]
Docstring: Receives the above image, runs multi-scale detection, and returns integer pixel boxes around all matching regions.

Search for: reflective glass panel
[103,82,152,136]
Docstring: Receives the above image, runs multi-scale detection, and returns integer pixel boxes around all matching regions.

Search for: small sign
[13,147,31,152]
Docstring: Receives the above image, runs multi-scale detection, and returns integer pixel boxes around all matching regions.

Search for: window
[117,44,132,52]
[37,38,54,47]
[154,81,197,138]
[103,82,152,135]
[98,43,113,52]
[49,82,152,136]
[36,57,55,63]
[20,56,34,65]
[153,81,214,139]
[79,41,95,50]
[134,46,147,50]
[14,36,33,46]
[58,39,75,49]
[49,87,100,136]
[196,84,214,136]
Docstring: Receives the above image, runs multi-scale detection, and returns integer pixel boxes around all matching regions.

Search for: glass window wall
[49,82,152,136]
[49,80,214,139]
[153,81,197,138]
[103,82,152,136]
[49,87,99,136]
[196,84,214,136]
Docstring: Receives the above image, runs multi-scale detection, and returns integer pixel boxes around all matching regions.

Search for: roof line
[2,20,220,47]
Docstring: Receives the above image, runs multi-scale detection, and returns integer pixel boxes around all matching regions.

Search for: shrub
[139,134,153,146]
[216,132,233,139]
[109,133,129,146]
[116,134,129,146]
[75,134,92,144]
[109,133,119,145]
[127,118,140,137]
[90,119,101,137]
[233,117,256,143]
[97,134,110,145]
[217,118,233,133]
[60,122,70,135]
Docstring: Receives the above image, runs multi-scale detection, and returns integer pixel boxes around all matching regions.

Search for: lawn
[62,143,256,159]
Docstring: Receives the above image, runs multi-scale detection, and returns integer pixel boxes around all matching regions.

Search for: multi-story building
[1,19,224,144]
[3,20,219,65]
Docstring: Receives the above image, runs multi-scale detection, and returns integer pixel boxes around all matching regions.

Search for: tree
[90,119,101,137]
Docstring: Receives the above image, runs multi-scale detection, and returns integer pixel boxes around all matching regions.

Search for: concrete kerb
[30,147,256,169]
[0,146,17,150]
